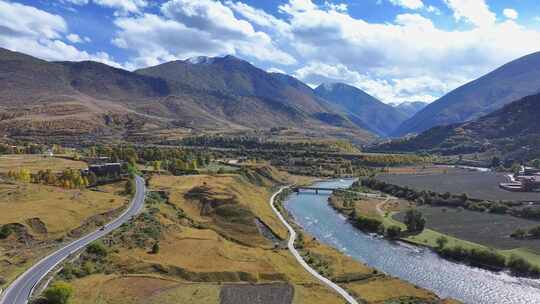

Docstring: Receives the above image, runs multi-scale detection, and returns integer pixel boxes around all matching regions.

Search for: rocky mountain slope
[373,92,540,161]
[314,83,408,137]
[394,51,540,136]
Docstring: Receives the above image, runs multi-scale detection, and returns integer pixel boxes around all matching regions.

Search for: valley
[2,9,540,304]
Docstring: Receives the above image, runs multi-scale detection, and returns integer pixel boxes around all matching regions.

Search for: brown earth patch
[26,218,47,234]
[219,283,294,304]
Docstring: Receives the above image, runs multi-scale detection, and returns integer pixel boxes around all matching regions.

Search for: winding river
[284,179,540,304]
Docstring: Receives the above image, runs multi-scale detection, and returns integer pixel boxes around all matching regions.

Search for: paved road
[269,186,359,304]
[0,176,146,304]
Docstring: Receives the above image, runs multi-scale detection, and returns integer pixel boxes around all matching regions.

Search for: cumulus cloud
[94,0,147,14]
[388,0,424,10]
[59,0,147,14]
[6,0,540,104]
[443,0,496,27]
[255,0,540,103]
[113,0,296,69]
[294,61,442,102]
[503,8,518,20]
[0,0,118,66]
[66,33,83,43]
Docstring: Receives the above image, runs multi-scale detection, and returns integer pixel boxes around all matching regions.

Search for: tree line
[7,168,91,189]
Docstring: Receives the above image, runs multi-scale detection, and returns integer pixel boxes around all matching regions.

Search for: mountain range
[0,48,384,144]
[372,92,540,161]
[394,51,540,136]
[3,46,540,149]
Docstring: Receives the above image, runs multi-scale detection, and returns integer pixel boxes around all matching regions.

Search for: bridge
[293,186,346,194]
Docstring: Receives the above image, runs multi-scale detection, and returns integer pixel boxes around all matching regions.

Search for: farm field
[394,206,540,252]
[331,189,540,267]
[378,167,540,202]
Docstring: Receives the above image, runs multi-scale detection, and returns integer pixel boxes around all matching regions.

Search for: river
[284,179,540,304]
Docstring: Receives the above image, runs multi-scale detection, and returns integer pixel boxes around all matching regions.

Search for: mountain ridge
[314,82,408,137]
[372,92,540,161]
[0,48,375,144]
[394,51,540,136]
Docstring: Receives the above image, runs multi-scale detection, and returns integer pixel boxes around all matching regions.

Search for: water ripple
[285,179,540,304]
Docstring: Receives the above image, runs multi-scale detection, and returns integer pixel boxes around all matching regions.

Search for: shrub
[86,241,108,257]
[43,281,73,304]
[0,225,11,239]
[386,225,402,239]
[529,226,540,239]
[436,236,448,249]
[151,242,160,254]
[354,216,383,233]
[511,228,526,239]
[507,255,540,277]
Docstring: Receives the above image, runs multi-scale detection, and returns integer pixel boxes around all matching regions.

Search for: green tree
[43,281,73,304]
[386,226,402,239]
[436,236,448,249]
[404,209,426,233]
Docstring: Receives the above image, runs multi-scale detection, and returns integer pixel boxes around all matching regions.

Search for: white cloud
[503,8,518,20]
[94,0,147,14]
[443,0,496,27]
[66,33,82,43]
[388,0,424,10]
[226,1,291,35]
[275,0,540,102]
[60,0,147,14]
[113,0,296,69]
[324,1,348,12]
[0,1,118,67]
[63,0,89,4]
[294,62,441,103]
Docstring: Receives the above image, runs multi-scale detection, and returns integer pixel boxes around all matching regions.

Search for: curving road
[269,186,359,304]
[0,175,146,304]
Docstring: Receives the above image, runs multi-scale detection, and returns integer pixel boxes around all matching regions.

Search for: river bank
[284,179,540,304]
[275,181,460,304]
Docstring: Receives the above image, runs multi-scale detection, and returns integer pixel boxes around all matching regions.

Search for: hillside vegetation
[50,167,455,304]
[373,92,540,161]
[0,48,374,145]
[0,155,128,286]
[395,51,540,136]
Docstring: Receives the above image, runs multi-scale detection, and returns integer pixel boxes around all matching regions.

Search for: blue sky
[2,0,540,103]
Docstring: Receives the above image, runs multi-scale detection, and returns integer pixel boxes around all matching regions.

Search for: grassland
[0,155,128,286]
[0,154,86,173]
[60,168,457,304]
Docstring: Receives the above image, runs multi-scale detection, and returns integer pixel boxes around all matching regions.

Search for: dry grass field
[0,182,126,238]
[62,169,457,304]
[0,154,86,173]
[0,155,128,285]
